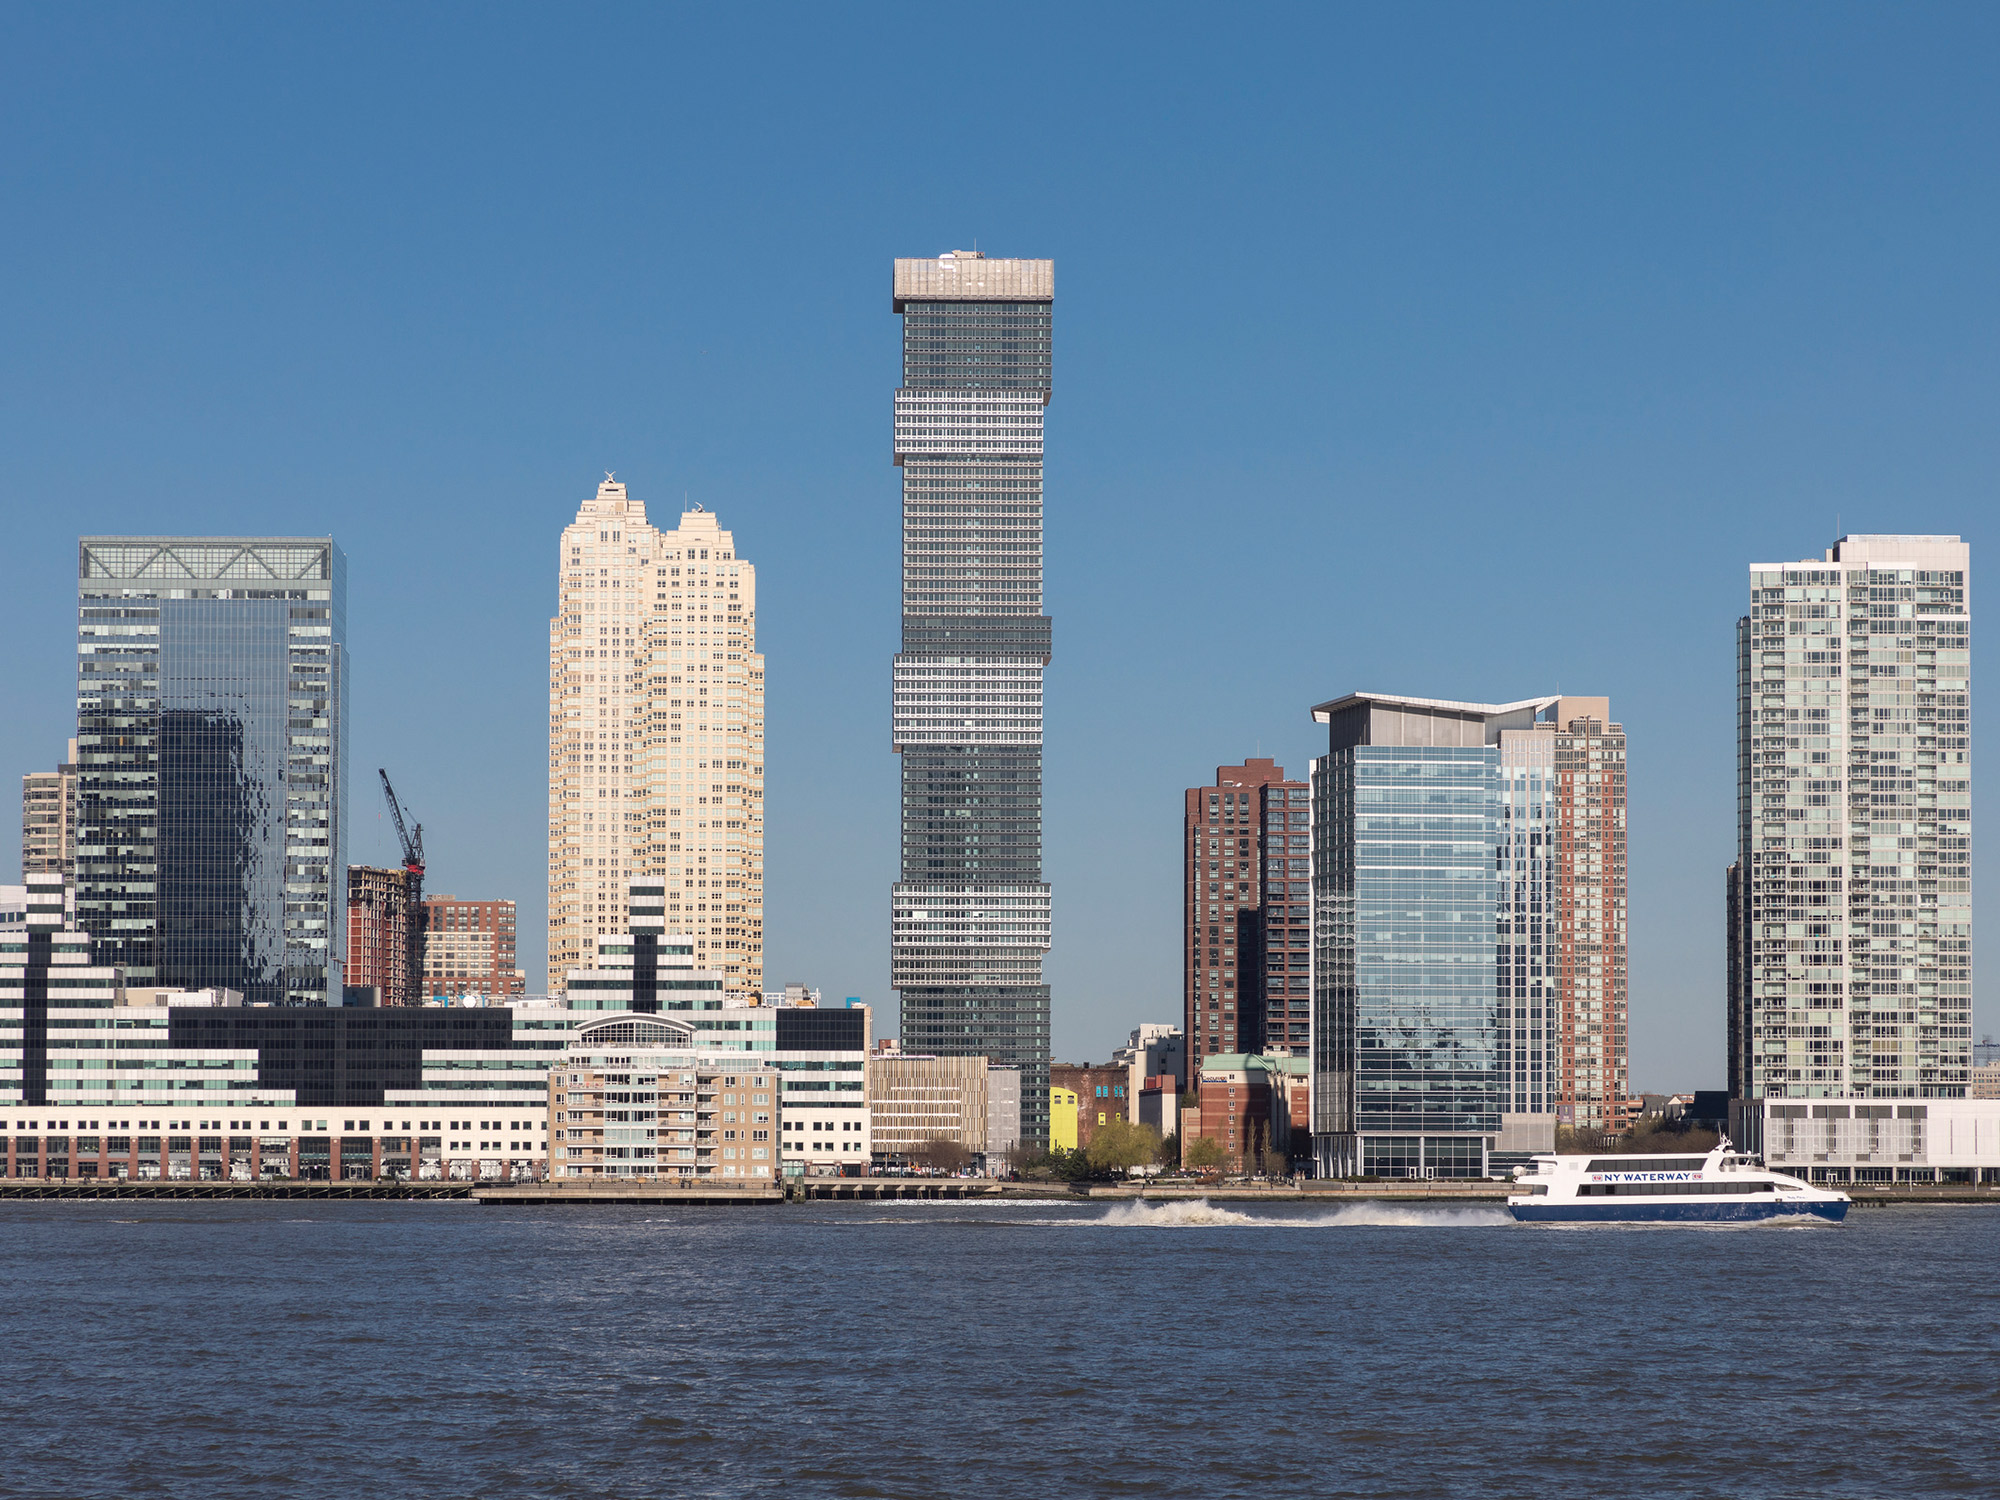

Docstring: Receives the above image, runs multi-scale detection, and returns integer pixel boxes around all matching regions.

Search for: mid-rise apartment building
[1182,759,1309,1073]
[1729,534,1972,1104]
[20,740,78,879]
[869,1046,991,1167]
[422,894,522,1002]
[549,1025,780,1184]
[889,251,1055,1148]
[74,536,348,1005]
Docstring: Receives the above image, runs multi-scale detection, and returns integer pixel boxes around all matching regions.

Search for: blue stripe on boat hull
[1510,1199,1848,1224]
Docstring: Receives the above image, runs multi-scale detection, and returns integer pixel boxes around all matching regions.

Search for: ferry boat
[1508,1141,1849,1224]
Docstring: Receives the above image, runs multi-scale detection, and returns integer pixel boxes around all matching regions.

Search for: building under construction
[345,864,418,1006]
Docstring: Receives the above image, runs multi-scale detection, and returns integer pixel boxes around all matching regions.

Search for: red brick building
[1183,759,1311,1076]
[422,895,524,1002]
[346,864,418,1006]
[1184,1054,1291,1175]
[1049,1062,1130,1150]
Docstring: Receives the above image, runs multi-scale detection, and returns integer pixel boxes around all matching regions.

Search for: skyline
[3,9,1996,1088]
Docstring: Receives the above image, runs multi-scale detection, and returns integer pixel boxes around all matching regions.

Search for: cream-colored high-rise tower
[548,476,764,1000]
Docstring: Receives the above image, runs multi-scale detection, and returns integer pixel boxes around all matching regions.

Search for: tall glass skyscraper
[1310,692,1574,1178]
[75,537,348,1006]
[889,251,1054,1147]
[1729,534,1972,1103]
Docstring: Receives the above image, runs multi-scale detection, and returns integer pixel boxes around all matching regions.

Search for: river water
[2,1197,1994,1498]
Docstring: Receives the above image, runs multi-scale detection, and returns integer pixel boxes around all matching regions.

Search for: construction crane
[378,769,426,1007]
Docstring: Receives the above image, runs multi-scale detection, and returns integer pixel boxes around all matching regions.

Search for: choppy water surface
[2,1197,1994,1498]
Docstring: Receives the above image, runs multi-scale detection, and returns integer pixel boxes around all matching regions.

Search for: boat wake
[1095,1198,1514,1229]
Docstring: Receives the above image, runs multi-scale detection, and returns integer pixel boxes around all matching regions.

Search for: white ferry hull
[1511,1198,1848,1225]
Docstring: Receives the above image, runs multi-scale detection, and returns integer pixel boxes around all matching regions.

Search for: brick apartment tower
[345,863,417,1005]
[1183,759,1311,1076]
[1549,700,1630,1133]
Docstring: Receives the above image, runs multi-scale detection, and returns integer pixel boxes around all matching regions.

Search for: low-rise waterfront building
[1049,1085,1078,1152]
[1738,1096,2000,1184]
[771,1002,871,1175]
[871,1046,989,1168]
[1138,1076,1179,1141]
[548,1014,779,1182]
[1111,1024,1185,1123]
[2,881,867,1183]
[1050,1062,1129,1149]
[1188,1053,1291,1174]
[987,1065,1021,1167]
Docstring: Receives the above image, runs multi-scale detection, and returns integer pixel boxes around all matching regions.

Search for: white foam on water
[1097,1199,1262,1228]
[1536,1213,1844,1233]
[1096,1198,1514,1229]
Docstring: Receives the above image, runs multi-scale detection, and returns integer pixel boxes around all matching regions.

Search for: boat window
[1584,1157,1708,1173]
[1577,1182,1776,1197]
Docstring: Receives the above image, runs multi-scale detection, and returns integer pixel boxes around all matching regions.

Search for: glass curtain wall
[890,258,1055,1147]
[1315,744,1501,1177]
[75,538,347,1006]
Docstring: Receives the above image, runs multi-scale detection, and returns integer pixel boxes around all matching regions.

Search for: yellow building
[1049,1086,1079,1152]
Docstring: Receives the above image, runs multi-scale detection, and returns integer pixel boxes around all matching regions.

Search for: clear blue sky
[2,6,1994,1085]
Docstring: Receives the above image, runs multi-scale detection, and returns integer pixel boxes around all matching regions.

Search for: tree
[1087,1117,1162,1174]
[1156,1130,1181,1168]
[1260,1145,1289,1179]
[914,1137,973,1174]
[1044,1145,1095,1181]
[1184,1135,1224,1172]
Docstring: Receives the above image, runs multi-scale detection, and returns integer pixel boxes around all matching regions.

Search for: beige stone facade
[20,740,78,879]
[868,1050,989,1161]
[547,478,764,999]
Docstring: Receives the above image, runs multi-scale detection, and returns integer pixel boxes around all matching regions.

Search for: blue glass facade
[1312,693,1561,1178]
[75,538,348,1006]
[1496,731,1555,1121]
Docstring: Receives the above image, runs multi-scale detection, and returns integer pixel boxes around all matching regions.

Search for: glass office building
[75,537,348,1006]
[1310,692,1562,1178]
[889,251,1055,1146]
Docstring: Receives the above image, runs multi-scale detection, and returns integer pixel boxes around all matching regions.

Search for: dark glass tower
[890,251,1054,1147]
[75,537,349,1006]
